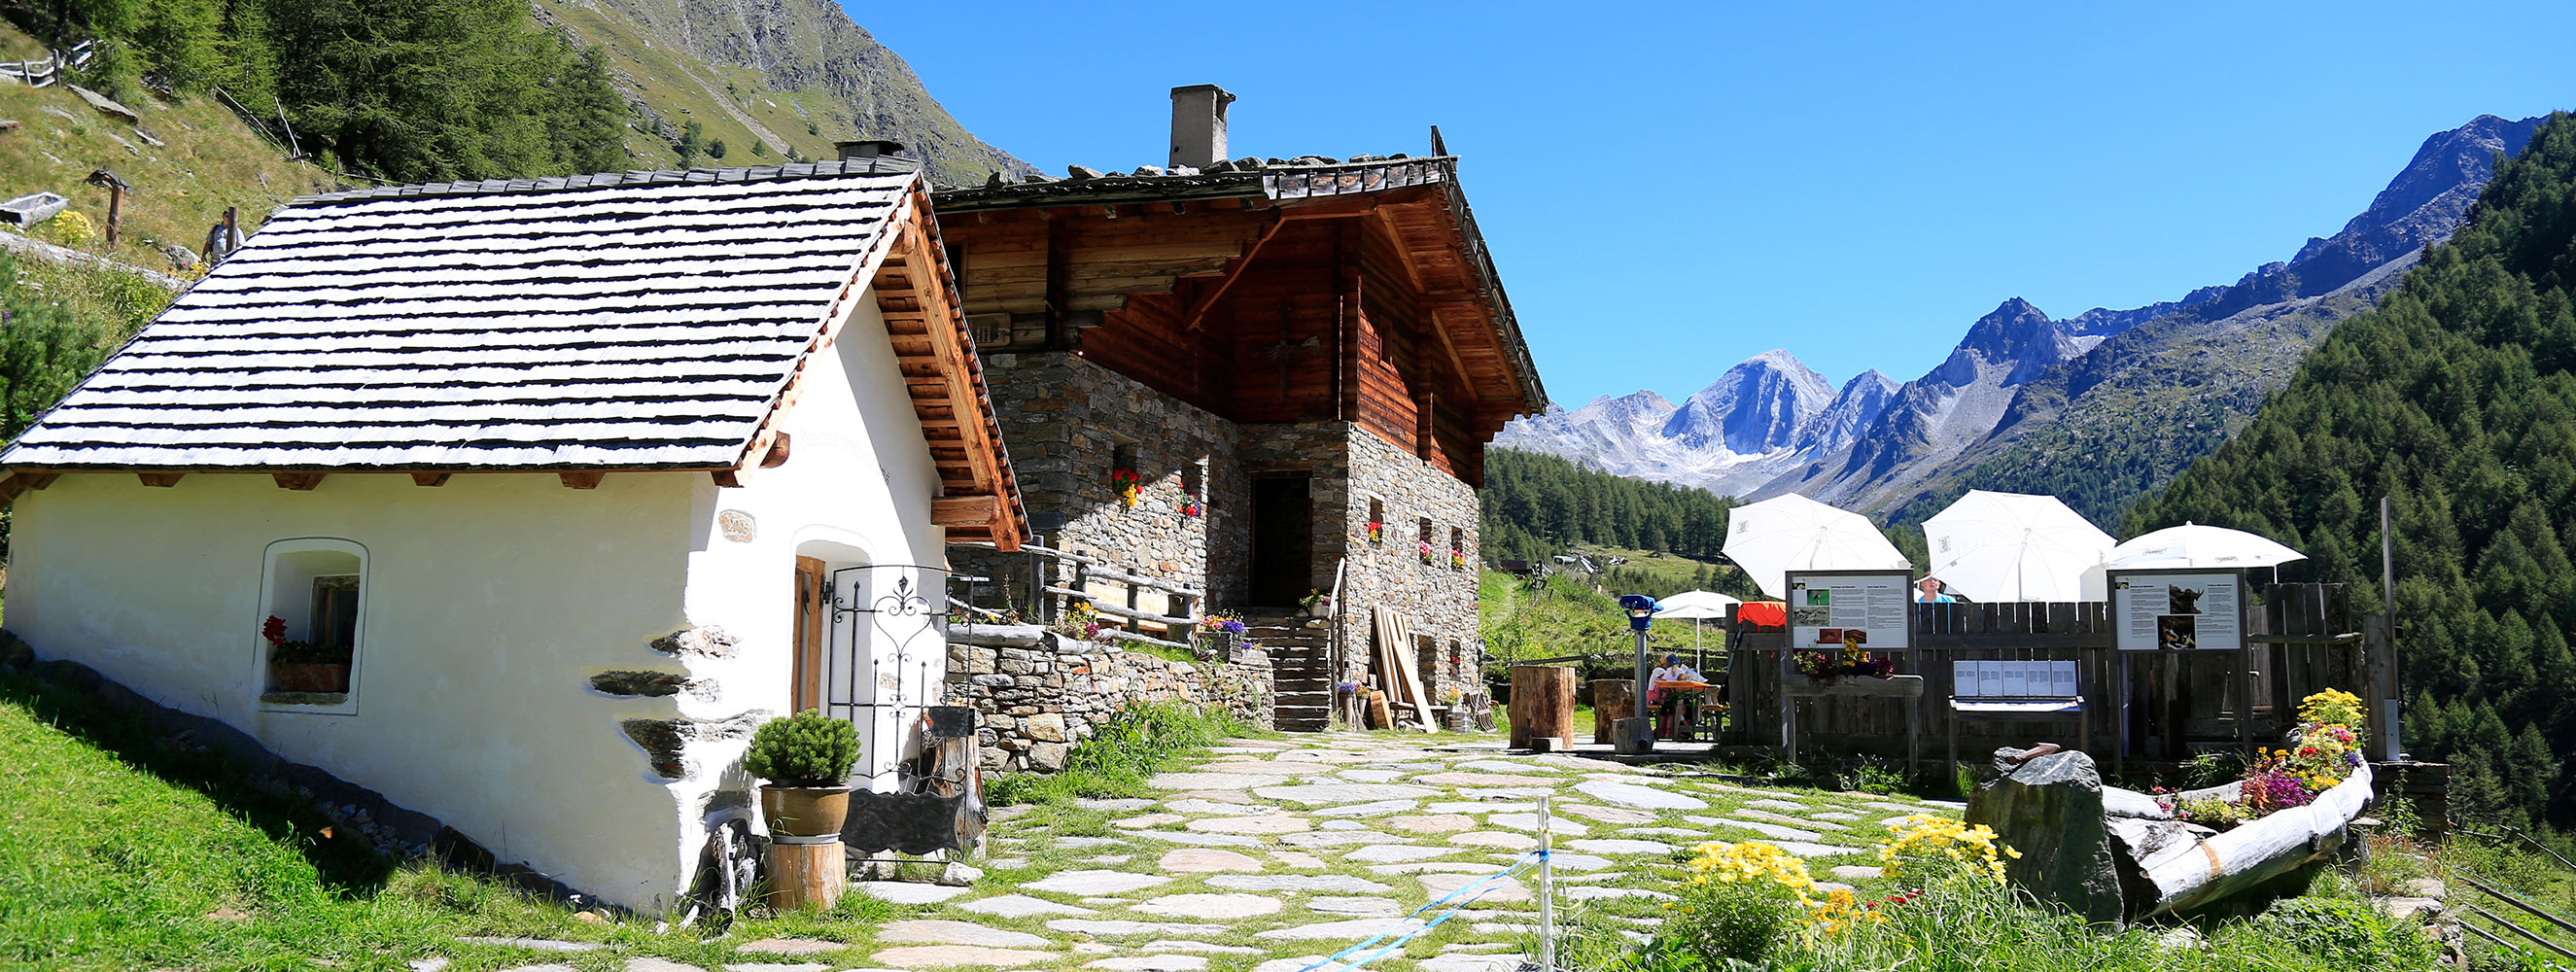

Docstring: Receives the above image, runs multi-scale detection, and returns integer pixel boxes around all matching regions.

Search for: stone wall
[1331,425,1484,704]
[943,625,1272,772]
[959,352,1248,614]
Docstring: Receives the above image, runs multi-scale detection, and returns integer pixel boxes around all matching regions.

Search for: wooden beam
[711,469,744,489]
[760,432,793,469]
[0,475,27,506]
[272,472,326,491]
[1176,216,1284,333]
[138,472,184,487]
[559,471,605,490]
[411,472,452,487]
[931,495,1001,527]
[19,472,57,491]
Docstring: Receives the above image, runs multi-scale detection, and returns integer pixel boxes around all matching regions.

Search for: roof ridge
[295,158,924,206]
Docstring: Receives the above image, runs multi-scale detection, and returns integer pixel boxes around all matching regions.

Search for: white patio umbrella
[2107,521,2307,571]
[1654,590,1741,672]
[1921,490,2115,603]
[1722,494,1911,599]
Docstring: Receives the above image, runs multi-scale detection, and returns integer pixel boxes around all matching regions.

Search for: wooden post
[1508,665,1573,750]
[103,184,121,245]
[1590,678,1634,744]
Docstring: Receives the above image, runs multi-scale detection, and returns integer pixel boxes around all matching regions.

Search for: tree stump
[765,840,846,911]
[1590,679,1635,744]
[1510,666,1575,750]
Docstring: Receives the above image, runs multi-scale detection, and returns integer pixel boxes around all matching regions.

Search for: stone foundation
[943,624,1273,772]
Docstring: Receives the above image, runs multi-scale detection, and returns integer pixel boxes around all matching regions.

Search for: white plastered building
[0,162,1026,911]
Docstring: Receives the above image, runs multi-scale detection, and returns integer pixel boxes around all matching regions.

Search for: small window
[1449,528,1464,571]
[1416,517,1433,563]
[259,539,366,712]
[1367,498,1384,546]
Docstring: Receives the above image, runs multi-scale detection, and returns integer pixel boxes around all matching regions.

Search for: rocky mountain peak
[1662,351,1836,453]
[1932,297,2077,387]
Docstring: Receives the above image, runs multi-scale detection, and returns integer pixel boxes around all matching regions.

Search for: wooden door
[793,556,827,712]
[1249,475,1313,607]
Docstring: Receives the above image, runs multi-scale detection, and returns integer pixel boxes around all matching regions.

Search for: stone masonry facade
[943,628,1272,772]
[957,352,1248,618]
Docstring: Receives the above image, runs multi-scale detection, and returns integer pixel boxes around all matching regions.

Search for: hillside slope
[2132,112,2576,832]
[534,0,1032,185]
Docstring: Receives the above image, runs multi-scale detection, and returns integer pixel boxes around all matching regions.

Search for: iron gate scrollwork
[824,563,950,788]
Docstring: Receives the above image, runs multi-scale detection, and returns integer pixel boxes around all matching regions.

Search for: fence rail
[949,538,1202,638]
[1723,583,2384,772]
[0,40,95,88]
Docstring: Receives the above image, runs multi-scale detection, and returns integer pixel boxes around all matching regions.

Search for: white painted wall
[3,286,956,913]
[5,470,701,909]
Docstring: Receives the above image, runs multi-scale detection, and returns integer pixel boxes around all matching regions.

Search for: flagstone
[1136,893,1282,920]
[1308,896,1401,916]
[1419,872,1532,903]
[1047,920,1230,937]
[1485,813,1588,835]
[1199,760,1341,776]
[1424,800,1536,815]
[626,959,709,972]
[1454,759,1561,774]
[853,883,972,904]
[1368,862,1497,875]
[1208,874,1393,893]
[1078,855,1132,865]
[1814,811,1861,821]
[1736,808,1848,830]
[1338,769,1407,783]
[1140,941,1262,955]
[1169,789,1257,804]
[1255,918,1428,941]
[868,946,1058,968]
[1135,830,1263,847]
[724,963,827,972]
[1024,871,1171,896]
[1772,841,1869,858]
[1625,827,1705,839]
[1547,852,1617,871]
[1255,783,1437,805]
[1342,844,1455,863]
[1158,848,1265,874]
[1278,830,1392,848]
[1187,815,1310,834]
[1881,816,1920,827]
[1565,838,1676,855]
[1166,799,1281,816]
[1416,771,1568,787]
[1385,814,1477,833]
[1084,955,1209,972]
[1111,814,1187,829]
[1864,801,1933,815]
[1309,799,1418,817]
[1082,897,1131,907]
[1319,819,1365,830]
[1458,786,1556,800]
[1830,865,1884,880]
[1572,781,1706,811]
[879,921,1051,950]
[492,965,577,972]
[1154,772,1293,790]
[1056,837,1128,849]
[1449,831,1538,850]
[1271,850,1328,869]
[958,894,1098,919]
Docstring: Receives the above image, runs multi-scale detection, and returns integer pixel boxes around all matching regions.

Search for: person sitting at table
[1649,653,1704,739]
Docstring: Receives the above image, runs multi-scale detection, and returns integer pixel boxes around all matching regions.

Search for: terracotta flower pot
[761,785,850,838]
[271,663,350,693]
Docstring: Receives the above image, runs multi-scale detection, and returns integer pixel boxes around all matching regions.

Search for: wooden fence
[0,40,95,88]
[949,538,1201,651]
[1725,583,2388,772]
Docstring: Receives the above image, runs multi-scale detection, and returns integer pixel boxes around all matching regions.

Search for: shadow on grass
[0,665,402,894]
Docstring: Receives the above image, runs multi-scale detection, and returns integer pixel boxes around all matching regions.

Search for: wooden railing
[950,538,1201,651]
[1,40,95,88]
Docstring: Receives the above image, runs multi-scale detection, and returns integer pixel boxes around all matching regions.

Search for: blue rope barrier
[1292,849,1549,972]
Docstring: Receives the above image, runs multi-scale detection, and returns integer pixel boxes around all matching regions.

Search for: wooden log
[1509,665,1574,750]
[2116,761,2373,918]
[764,841,846,911]
[1590,678,1634,744]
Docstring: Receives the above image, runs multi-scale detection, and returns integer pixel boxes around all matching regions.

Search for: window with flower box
[258,538,367,712]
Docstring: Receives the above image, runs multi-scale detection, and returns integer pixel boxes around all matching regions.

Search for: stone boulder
[1965,746,2124,925]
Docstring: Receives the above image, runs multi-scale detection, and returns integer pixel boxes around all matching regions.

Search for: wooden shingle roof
[0,161,1027,548]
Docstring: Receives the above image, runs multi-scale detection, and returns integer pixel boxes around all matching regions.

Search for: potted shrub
[262,615,350,693]
[1299,590,1333,617]
[746,710,860,838]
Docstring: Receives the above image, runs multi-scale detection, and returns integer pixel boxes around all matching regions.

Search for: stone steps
[1244,613,1336,732]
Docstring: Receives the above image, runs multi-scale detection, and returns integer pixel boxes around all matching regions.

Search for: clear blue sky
[846,1,2575,407]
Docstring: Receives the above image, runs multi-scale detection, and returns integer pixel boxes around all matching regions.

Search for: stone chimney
[1167,85,1235,171]
[835,139,906,172]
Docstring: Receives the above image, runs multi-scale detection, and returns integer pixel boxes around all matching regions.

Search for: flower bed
[2175,690,2367,830]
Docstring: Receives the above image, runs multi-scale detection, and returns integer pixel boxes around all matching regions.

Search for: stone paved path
[456,732,1959,971]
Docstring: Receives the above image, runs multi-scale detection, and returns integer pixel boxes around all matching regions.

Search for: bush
[743,710,857,786]
[983,700,1248,805]
[2250,896,2438,968]
[1667,842,1822,965]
